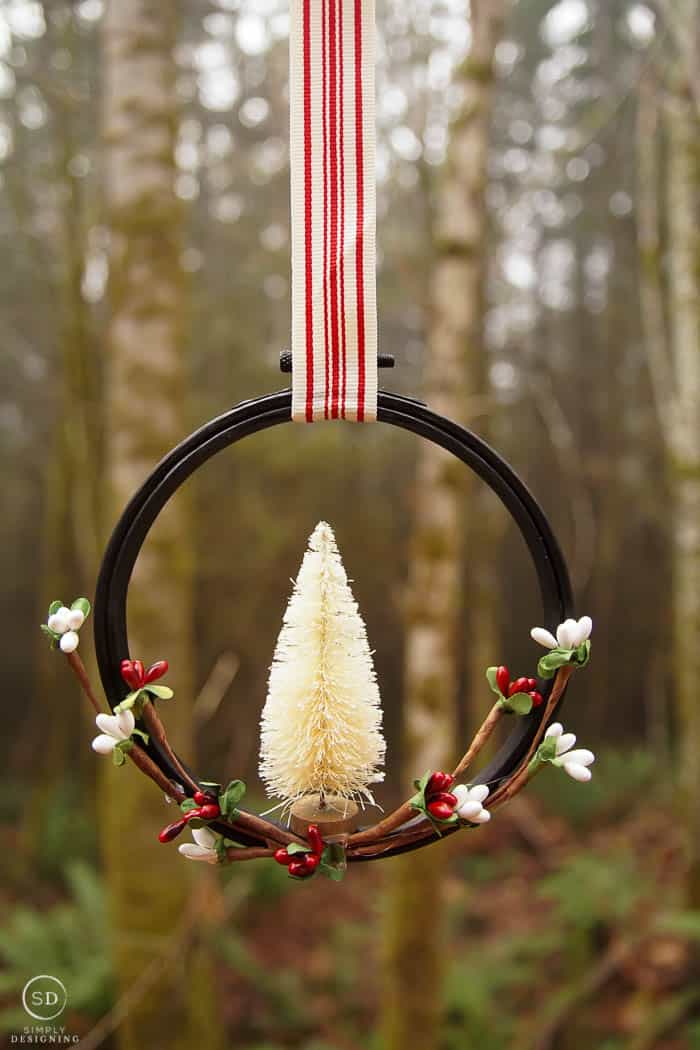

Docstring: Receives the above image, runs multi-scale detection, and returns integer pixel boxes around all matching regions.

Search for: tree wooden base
[290,795,360,837]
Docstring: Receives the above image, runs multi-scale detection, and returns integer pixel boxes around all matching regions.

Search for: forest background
[1,1,699,1048]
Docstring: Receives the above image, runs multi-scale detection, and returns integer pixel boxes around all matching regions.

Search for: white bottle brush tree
[259,521,386,814]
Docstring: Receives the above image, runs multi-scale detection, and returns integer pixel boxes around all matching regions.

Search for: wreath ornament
[41,396,594,883]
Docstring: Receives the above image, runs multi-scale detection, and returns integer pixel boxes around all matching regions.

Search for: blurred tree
[99,2,222,1047]
[381,5,506,1049]
[637,4,700,906]
[25,2,102,861]
[666,57,700,909]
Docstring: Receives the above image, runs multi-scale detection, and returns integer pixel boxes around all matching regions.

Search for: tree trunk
[636,69,672,761]
[638,5,700,908]
[381,6,506,1049]
[29,4,102,862]
[666,83,700,906]
[100,3,222,1047]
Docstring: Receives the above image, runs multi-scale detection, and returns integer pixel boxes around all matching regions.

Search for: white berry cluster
[533,722,596,783]
[453,783,491,823]
[44,599,90,653]
[179,827,219,864]
[92,710,135,755]
[530,616,592,651]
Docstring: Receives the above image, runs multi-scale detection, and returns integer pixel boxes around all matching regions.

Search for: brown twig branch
[452,702,503,780]
[347,818,440,858]
[140,702,200,796]
[225,846,275,863]
[127,743,186,803]
[346,800,417,848]
[66,651,104,715]
[224,810,305,848]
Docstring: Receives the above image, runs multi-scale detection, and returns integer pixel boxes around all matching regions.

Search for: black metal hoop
[93,389,573,860]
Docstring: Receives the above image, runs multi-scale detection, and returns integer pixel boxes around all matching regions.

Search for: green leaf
[574,639,591,667]
[412,770,432,795]
[114,689,141,713]
[130,728,149,745]
[537,648,575,679]
[180,798,198,814]
[219,779,246,819]
[499,692,533,716]
[199,780,222,792]
[319,842,347,881]
[409,793,428,817]
[40,624,59,647]
[427,810,459,835]
[486,666,503,697]
[319,864,345,882]
[286,842,311,856]
[114,690,150,717]
[71,597,91,619]
[409,770,437,820]
[112,747,126,767]
[144,684,174,700]
[538,736,559,763]
[48,600,63,616]
[411,793,428,818]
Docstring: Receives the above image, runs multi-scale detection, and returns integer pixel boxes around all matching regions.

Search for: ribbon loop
[290,0,378,422]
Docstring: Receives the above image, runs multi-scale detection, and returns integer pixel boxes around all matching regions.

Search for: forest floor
[1,748,699,1050]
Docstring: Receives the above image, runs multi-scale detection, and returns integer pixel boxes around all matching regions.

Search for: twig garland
[452,702,503,780]
[346,801,416,849]
[128,744,186,803]
[225,847,275,863]
[139,702,200,797]
[67,651,103,716]
[42,597,594,881]
[226,810,305,848]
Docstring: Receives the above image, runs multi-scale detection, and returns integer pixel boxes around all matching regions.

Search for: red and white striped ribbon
[290,0,377,422]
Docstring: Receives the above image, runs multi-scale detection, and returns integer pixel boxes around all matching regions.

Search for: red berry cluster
[425,771,458,821]
[495,665,543,708]
[121,659,169,690]
[274,824,324,878]
[158,789,221,843]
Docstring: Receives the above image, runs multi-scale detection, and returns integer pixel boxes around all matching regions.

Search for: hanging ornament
[43,2,596,885]
[260,521,385,834]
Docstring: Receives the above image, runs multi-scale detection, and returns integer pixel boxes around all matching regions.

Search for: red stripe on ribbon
[339,0,347,418]
[322,0,329,419]
[354,0,366,422]
[303,0,313,422]
[329,0,340,418]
